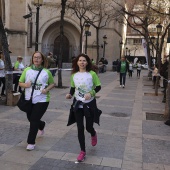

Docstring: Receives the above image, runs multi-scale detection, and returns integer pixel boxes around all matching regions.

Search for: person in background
[152,64,158,89]
[0,52,6,97]
[47,52,56,77]
[117,56,129,88]
[128,61,133,78]
[91,58,95,65]
[98,58,104,73]
[66,53,101,162]
[103,58,108,72]
[137,61,142,78]
[19,51,55,151]
[13,56,25,93]
[160,57,169,103]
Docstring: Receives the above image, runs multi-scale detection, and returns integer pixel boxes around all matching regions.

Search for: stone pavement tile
[98,117,130,134]
[18,136,60,151]
[0,146,46,165]
[40,111,63,124]
[30,157,121,170]
[100,99,134,107]
[143,163,164,170]
[0,160,30,170]
[143,134,170,141]
[0,122,28,145]
[98,105,133,117]
[122,160,143,170]
[164,165,170,170]
[107,93,135,99]
[143,120,170,136]
[0,144,13,152]
[2,111,28,121]
[126,137,142,149]
[61,152,79,162]
[143,138,170,165]
[44,150,66,159]
[123,148,142,162]
[142,102,164,110]
[101,157,122,168]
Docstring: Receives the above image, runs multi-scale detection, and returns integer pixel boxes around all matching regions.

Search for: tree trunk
[164,58,170,118]
[58,0,67,88]
[0,17,13,105]
[96,28,99,64]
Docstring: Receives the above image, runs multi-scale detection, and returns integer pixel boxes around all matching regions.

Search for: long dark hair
[72,53,97,74]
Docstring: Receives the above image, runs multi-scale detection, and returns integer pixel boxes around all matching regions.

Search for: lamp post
[85,23,90,54]
[125,47,128,58]
[151,36,156,65]
[103,35,107,58]
[34,0,43,51]
[119,40,123,59]
[154,23,162,96]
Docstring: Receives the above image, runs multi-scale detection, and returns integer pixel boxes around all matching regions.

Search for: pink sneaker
[38,121,46,135]
[91,131,97,146]
[77,151,86,162]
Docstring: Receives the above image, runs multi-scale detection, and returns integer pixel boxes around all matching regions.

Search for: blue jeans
[120,73,126,85]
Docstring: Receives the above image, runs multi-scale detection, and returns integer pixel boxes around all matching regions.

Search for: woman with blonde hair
[19,51,55,151]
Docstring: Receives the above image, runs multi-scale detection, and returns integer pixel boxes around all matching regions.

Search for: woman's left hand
[41,89,49,94]
[84,93,91,100]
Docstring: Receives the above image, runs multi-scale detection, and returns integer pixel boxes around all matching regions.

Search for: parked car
[141,63,148,69]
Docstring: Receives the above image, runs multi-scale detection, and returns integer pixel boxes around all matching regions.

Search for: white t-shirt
[129,63,133,71]
[137,63,141,70]
[71,71,101,103]
[19,67,54,104]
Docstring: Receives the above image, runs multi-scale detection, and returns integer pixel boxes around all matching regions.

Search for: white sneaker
[122,85,125,88]
[120,85,122,87]
[26,144,35,151]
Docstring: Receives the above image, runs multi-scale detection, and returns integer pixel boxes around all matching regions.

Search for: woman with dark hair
[66,53,102,162]
[19,51,55,151]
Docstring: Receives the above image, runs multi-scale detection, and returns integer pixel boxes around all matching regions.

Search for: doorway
[53,35,70,62]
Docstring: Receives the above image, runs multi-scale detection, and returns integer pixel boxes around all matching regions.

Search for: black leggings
[74,108,95,152]
[137,70,141,77]
[26,102,49,144]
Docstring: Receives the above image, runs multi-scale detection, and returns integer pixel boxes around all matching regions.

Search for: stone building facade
[0,0,126,69]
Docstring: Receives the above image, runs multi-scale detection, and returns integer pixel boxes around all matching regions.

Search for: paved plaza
[0,70,169,170]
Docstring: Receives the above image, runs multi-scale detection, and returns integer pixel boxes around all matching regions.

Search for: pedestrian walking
[0,53,5,97]
[137,61,142,78]
[19,51,55,151]
[152,64,158,89]
[128,61,133,78]
[13,56,25,93]
[66,53,102,162]
[117,56,129,88]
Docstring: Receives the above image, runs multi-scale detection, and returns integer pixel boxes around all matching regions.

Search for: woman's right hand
[66,94,72,99]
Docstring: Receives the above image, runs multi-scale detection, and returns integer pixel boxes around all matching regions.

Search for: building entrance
[53,35,70,62]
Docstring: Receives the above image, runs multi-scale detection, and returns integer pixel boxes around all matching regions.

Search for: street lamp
[151,36,156,64]
[34,0,43,51]
[103,35,107,58]
[85,22,90,54]
[125,47,128,57]
[119,40,123,59]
